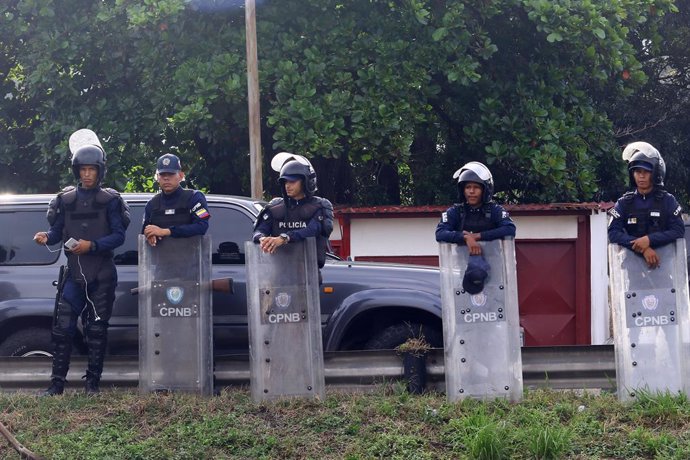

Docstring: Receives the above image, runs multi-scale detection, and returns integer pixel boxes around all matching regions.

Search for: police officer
[608,142,684,269]
[33,140,130,395]
[252,153,334,271]
[142,153,210,245]
[435,161,515,252]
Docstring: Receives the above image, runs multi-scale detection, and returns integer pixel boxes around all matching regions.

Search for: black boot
[83,371,100,395]
[42,378,65,396]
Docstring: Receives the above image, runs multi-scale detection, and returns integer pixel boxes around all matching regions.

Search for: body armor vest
[267,198,328,267]
[456,204,495,233]
[148,189,195,228]
[61,187,115,283]
[620,191,668,238]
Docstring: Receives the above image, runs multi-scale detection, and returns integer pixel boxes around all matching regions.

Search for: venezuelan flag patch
[195,207,210,219]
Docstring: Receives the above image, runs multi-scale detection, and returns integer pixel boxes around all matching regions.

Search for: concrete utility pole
[245,0,263,199]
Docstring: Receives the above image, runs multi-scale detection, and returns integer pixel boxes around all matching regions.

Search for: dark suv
[0,193,443,356]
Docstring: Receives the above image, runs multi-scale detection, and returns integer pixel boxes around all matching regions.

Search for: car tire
[364,322,443,350]
[0,328,53,357]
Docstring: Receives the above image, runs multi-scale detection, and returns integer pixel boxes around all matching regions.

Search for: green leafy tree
[610,0,690,203]
[0,0,681,205]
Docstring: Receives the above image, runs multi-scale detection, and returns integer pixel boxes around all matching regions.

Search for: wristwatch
[280,233,289,243]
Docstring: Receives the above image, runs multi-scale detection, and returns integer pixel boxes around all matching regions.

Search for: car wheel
[364,322,443,350]
[0,328,53,357]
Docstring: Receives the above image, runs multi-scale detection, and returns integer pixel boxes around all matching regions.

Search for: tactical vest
[61,187,116,283]
[267,197,328,268]
[456,203,495,233]
[148,189,195,228]
[620,191,668,237]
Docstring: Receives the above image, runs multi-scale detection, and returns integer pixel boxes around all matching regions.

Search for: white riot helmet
[452,161,494,203]
[622,142,665,187]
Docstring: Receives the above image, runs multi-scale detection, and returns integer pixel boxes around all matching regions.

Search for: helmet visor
[453,161,492,182]
[622,142,660,162]
[271,152,312,172]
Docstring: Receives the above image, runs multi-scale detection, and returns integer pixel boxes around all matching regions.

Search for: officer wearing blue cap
[435,161,515,255]
[142,153,210,245]
[608,142,684,269]
[252,152,334,270]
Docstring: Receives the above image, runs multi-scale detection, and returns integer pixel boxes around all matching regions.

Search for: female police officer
[252,153,334,273]
[435,161,515,253]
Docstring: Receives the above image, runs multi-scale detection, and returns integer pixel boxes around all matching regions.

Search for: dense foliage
[1,0,686,205]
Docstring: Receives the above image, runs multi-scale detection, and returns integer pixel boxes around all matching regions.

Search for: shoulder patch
[441,212,448,223]
[674,205,682,216]
[609,208,620,219]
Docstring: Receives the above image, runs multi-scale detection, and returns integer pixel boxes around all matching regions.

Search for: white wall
[346,215,580,258]
[590,212,610,344]
[349,218,438,256]
[512,215,578,239]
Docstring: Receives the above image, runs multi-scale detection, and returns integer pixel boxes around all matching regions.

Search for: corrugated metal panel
[0,346,616,392]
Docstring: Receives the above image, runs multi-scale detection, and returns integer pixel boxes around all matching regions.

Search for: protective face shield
[622,142,665,187]
[71,145,106,183]
[452,161,494,203]
[271,152,317,197]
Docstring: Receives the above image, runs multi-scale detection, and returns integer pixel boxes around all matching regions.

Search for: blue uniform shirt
[142,187,210,238]
[608,189,684,249]
[435,202,516,244]
[46,187,127,252]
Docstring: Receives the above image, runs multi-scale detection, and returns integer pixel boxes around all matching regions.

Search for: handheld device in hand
[64,238,79,250]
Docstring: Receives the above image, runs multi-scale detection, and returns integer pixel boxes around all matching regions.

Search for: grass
[2,386,690,459]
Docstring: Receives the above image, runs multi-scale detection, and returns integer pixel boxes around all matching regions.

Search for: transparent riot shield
[138,235,213,395]
[245,238,324,402]
[609,239,690,401]
[439,238,523,402]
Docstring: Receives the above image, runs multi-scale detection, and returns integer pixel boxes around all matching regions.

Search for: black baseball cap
[463,255,490,294]
[156,154,182,173]
[629,161,653,172]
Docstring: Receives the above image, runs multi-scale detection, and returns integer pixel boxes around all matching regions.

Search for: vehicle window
[113,204,254,265]
[209,207,253,265]
[113,204,145,265]
[0,210,61,265]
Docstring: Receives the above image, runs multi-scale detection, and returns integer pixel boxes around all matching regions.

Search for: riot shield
[245,238,324,402]
[138,235,213,395]
[439,238,523,402]
[609,240,690,401]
